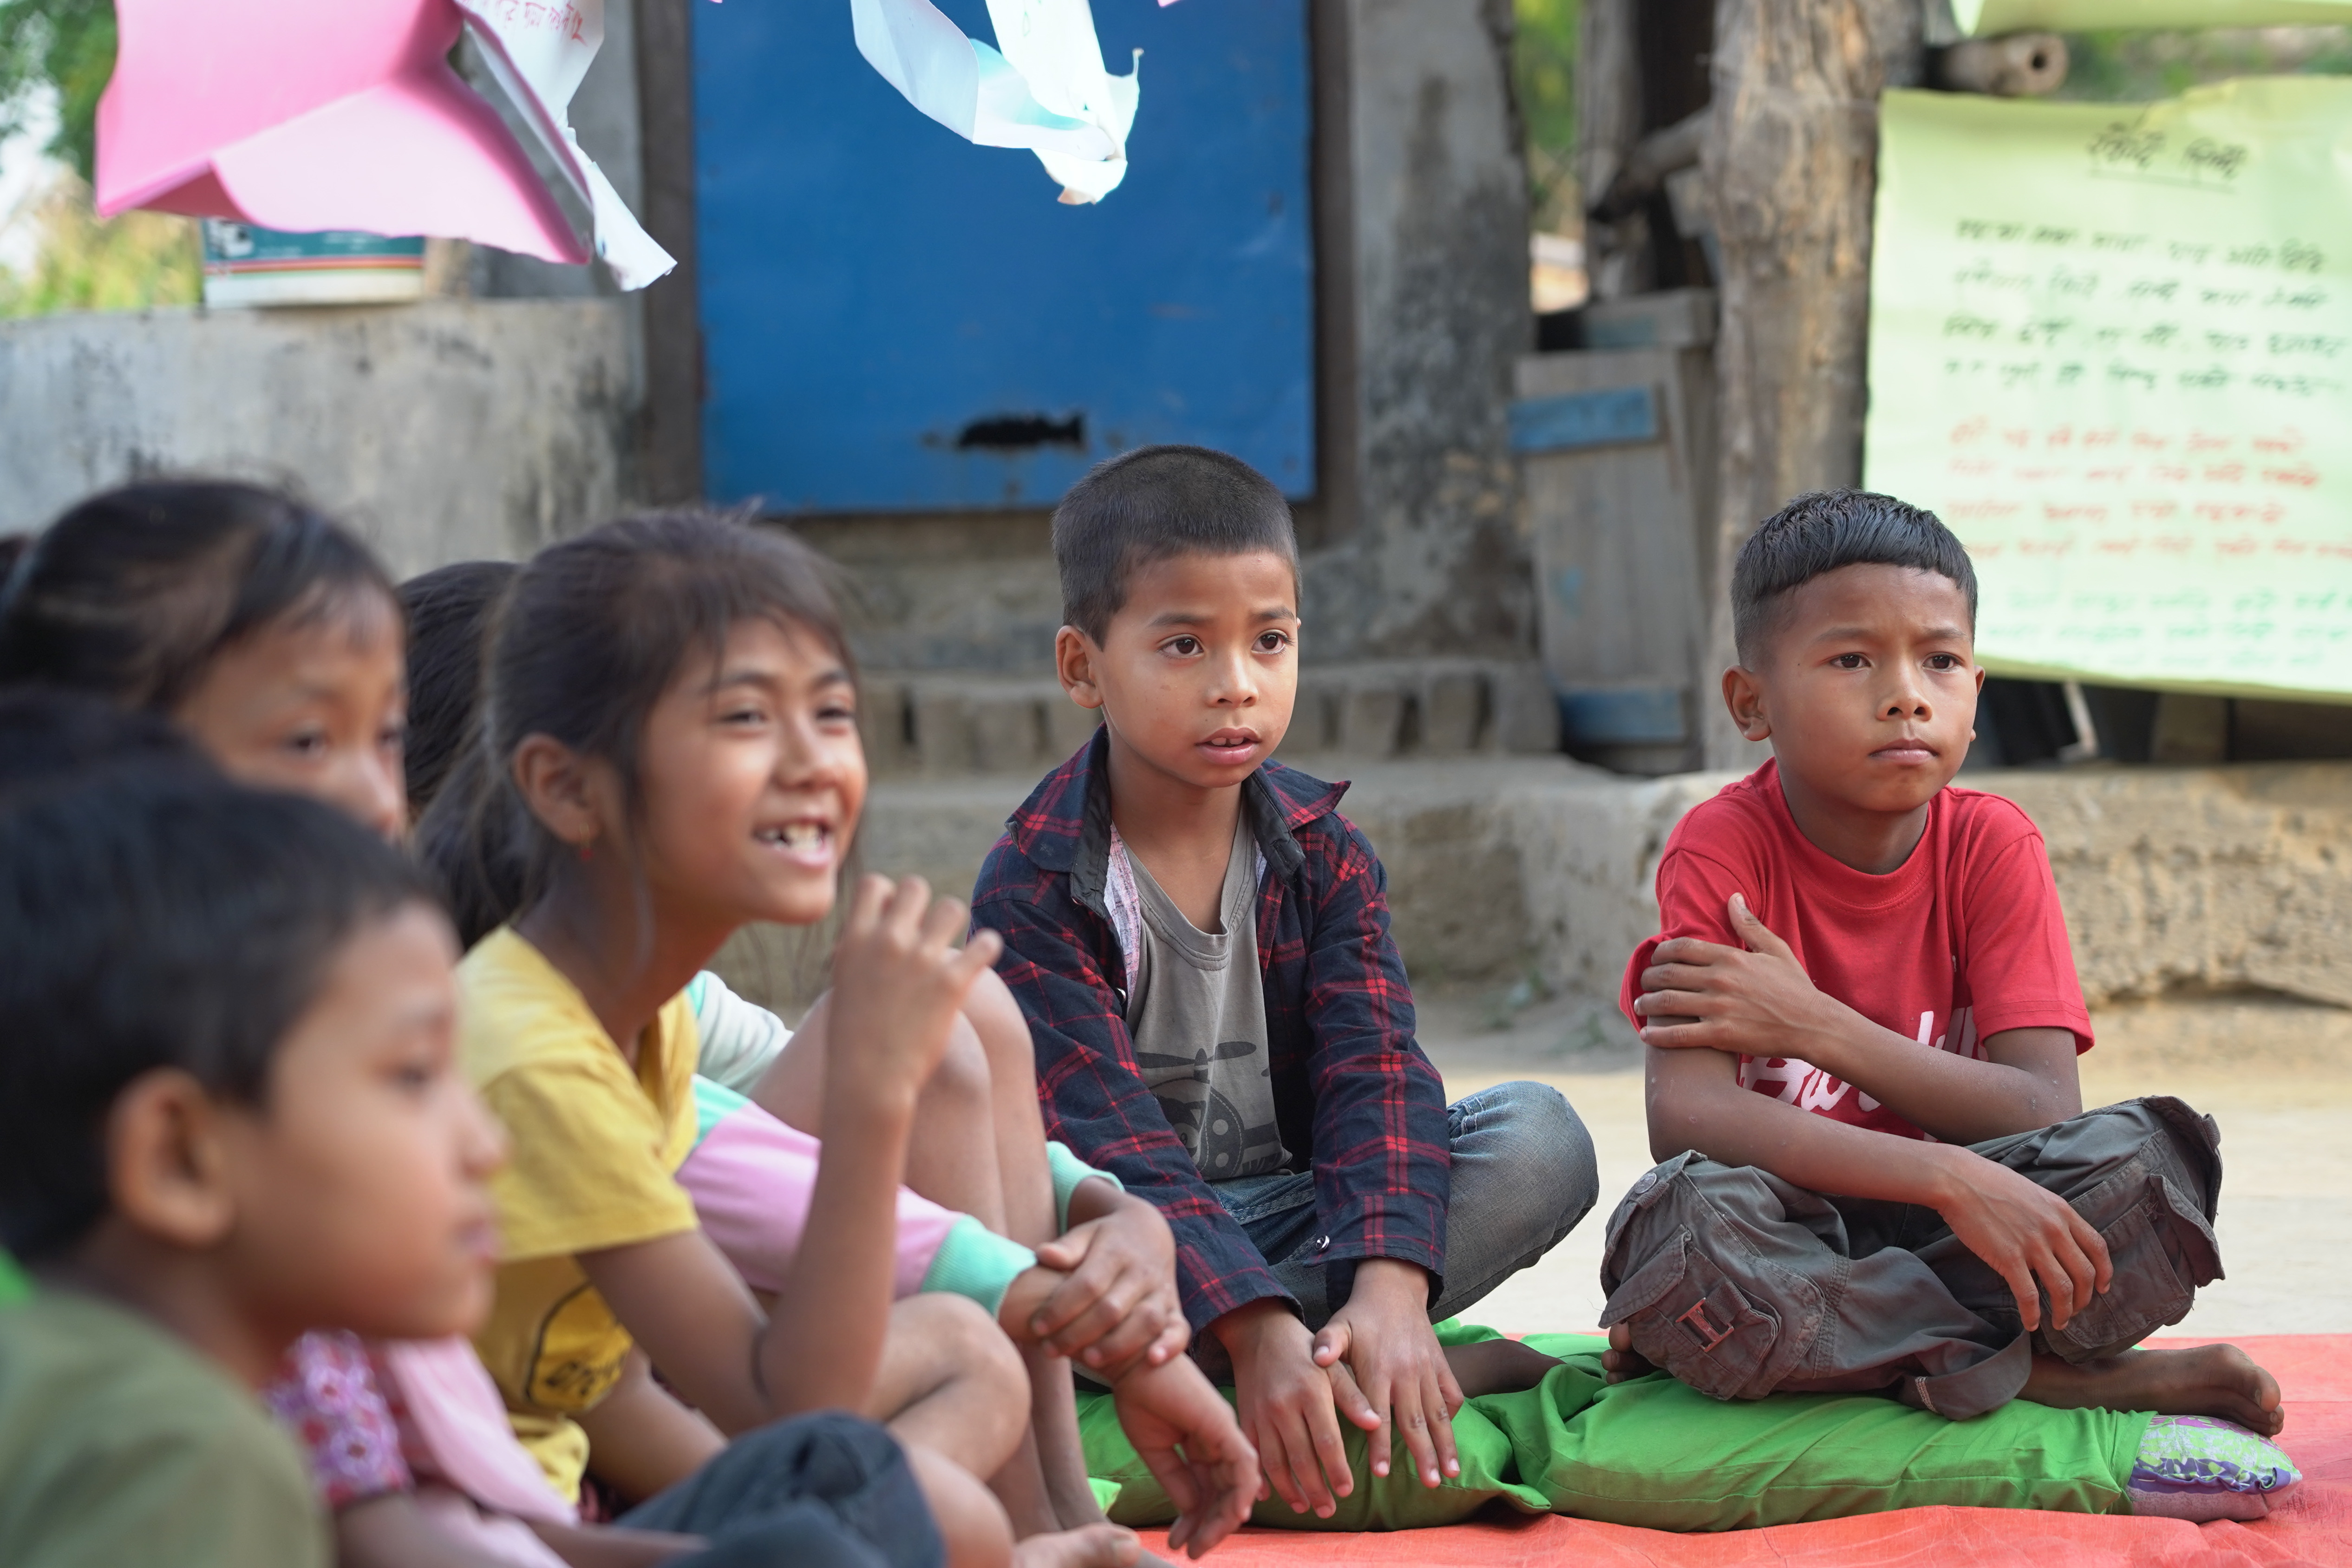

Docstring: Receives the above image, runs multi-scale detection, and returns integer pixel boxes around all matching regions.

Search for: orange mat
[1144,1336,2351,1567]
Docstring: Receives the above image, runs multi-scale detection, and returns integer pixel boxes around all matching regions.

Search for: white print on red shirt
[1737,1006,1980,1117]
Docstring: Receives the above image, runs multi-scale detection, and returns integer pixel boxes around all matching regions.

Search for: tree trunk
[1699,0,1922,767]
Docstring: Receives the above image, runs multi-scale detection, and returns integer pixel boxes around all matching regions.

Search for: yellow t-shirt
[457,928,702,1502]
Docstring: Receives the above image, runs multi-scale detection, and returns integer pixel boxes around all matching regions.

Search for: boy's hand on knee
[1215,1300,1352,1519]
[1931,1149,2115,1332]
[1106,1355,1258,1558]
[1031,1190,1187,1374]
[1313,1260,1463,1489]
[1635,894,1842,1060]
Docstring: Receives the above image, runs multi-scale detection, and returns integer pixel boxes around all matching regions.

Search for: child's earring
[578,837,594,863]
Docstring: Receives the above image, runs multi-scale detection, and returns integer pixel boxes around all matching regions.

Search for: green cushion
[1078,1320,2148,1534]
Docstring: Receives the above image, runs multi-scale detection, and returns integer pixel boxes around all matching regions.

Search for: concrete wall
[0,300,640,574]
[712,758,2352,1025]
[1307,0,1535,664]
[1352,758,2352,1010]
[0,2,1538,673]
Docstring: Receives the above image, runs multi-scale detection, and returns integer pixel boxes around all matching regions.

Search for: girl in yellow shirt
[419,512,1254,1568]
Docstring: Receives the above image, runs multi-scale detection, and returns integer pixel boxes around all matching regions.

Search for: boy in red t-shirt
[1603,489,2282,1431]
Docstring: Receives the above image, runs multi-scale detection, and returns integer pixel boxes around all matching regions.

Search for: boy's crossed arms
[1635,890,2110,1339]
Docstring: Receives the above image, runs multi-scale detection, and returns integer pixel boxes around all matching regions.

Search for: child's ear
[1722,665,1772,743]
[510,733,614,851]
[1055,625,1106,712]
[106,1070,237,1250]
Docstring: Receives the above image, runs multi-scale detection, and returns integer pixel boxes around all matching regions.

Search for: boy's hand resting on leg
[1926,1147,2113,1333]
[1105,1356,1259,1558]
[1312,1260,1463,1489]
[1215,1300,1353,1519]
[1031,1184,1188,1375]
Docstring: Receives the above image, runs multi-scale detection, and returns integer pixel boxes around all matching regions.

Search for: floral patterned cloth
[2127,1414,2302,1521]
[261,1330,411,1509]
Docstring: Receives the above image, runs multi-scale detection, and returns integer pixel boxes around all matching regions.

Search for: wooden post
[634,0,704,505]
[1699,0,1922,767]
[1577,0,1647,299]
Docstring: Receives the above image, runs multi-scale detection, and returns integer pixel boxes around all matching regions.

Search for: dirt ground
[1412,985,2352,1342]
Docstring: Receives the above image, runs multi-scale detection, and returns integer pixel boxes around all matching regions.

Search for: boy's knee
[927,1015,994,1108]
[1456,1079,1599,1234]
[960,967,1039,1097]
[904,1292,1026,1396]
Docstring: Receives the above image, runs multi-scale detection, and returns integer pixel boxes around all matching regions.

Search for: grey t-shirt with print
[1112,811,1292,1180]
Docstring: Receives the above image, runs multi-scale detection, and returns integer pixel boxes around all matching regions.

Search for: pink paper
[98,0,587,266]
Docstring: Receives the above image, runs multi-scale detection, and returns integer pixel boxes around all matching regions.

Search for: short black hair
[398,560,517,818]
[1051,445,1298,643]
[0,775,433,1260]
[0,480,398,712]
[0,687,212,805]
[1731,490,1978,664]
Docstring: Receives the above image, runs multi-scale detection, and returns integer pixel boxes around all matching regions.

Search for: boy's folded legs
[1198,1081,1597,1349]
[1427,1081,1598,1322]
[1600,1095,2247,1424]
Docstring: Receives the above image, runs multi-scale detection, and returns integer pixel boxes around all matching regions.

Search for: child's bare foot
[1443,1338,1562,1398]
[1602,1322,1656,1385]
[2023,1344,2285,1436]
[1012,1523,1142,1568]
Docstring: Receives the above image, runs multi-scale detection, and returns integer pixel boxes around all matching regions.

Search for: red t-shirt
[1620,759,2092,1141]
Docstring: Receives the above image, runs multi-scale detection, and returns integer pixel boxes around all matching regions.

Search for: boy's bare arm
[1637,893,2080,1143]
[1645,1044,1960,1195]
[571,1349,726,1499]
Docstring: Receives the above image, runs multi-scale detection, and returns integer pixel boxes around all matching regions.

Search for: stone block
[1339,682,1406,757]
[967,693,1046,776]
[1283,673,1343,754]
[1044,694,1101,762]
[856,678,916,778]
[910,688,975,776]
[1419,667,1488,754]
[1490,664,1564,754]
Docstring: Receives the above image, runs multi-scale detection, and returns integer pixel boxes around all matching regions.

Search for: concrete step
[856,659,1564,779]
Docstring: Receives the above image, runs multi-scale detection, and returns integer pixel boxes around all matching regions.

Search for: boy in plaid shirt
[973,446,1599,1520]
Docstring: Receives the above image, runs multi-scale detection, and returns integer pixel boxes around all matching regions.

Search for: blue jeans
[1211,1080,1599,1329]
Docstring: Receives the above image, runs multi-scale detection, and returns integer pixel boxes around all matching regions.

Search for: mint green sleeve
[1048,1141,1123,1232]
[919,1215,1038,1319]
[686,970,793,1094]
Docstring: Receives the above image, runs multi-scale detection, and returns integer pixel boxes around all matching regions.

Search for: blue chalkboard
[693,0,1315,512]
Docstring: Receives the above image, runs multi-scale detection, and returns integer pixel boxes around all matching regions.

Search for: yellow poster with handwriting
[1863,82,2352,700]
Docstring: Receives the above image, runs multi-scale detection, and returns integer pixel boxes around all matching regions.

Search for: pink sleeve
[677,1097,966,1298]
[261,1330,410,1509]
[1960,826,2095,1052]
[369,1338,575,1526]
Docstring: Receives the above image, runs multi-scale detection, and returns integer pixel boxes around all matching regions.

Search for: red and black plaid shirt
[971,731,1450,1332]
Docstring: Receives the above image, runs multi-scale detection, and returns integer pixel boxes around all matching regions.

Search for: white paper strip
[852,0,1141,203]
[459,0,676,289]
